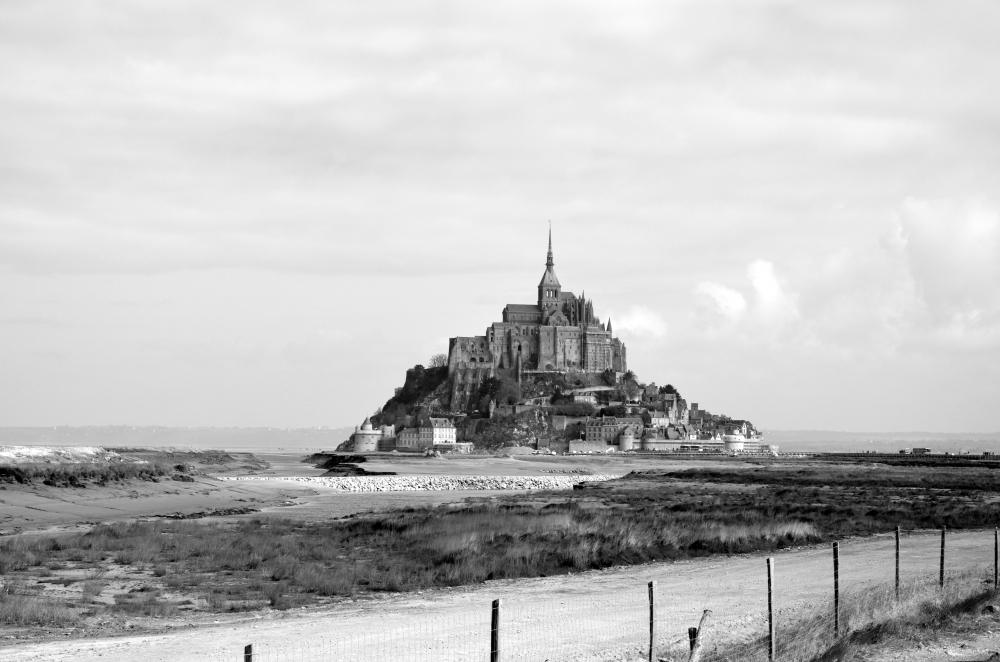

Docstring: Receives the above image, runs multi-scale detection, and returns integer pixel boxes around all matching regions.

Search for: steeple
[546,223,554,267]
[538,223,561,308]
[607,318,613,335]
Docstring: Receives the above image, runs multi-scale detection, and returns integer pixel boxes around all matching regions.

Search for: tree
[550,387,569,405]
[472,375,521,412]
[623,370,636,383]
[600,369,617,387]
[624,381,641,402]
[562,421,586,440]
[429,353,448,368]
[659,384,680,396]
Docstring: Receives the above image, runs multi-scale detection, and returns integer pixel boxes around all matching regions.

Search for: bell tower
[537,226,562,310]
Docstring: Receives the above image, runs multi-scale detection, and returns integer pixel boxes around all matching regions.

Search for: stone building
[448,231,628,411]
[351,417,394,452]
[395,418,458,450]
[585,416,644,444]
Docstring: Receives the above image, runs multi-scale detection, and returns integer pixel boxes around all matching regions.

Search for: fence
[216,528,999,662]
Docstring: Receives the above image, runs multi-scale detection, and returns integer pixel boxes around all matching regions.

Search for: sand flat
[0,476,307,534]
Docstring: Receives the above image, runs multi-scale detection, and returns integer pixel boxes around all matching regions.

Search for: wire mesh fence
[209,528,999,662]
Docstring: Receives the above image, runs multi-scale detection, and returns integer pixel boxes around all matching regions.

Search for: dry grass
[676,570,997,661]
[0,580,75,627]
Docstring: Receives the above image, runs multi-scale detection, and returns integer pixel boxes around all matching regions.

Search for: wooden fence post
[895,526,900,601]
[491,599,501,662]
[243,644,253,662]
[994,528,998,589]
[688,627,698,652]
[833,542,840,637]
[767,557,776,662]
[648,581,656,662]
[687,610,713,662]
[940,526,946,589]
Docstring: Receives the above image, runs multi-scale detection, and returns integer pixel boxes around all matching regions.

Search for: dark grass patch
[0,461,170,487]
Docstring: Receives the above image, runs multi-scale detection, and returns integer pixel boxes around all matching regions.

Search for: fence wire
[206,528,999,662]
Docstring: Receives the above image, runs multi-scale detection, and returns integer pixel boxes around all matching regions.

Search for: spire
[607,317,613,335]
[537,222,560,294]
[546,222,554,268]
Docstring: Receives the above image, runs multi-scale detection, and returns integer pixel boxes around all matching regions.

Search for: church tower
[537,227,561,311]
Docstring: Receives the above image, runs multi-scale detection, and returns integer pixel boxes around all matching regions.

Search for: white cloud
[695,282,747,321]
[747,259,798,325]
[893,197,1000,350]
[612,305,668,338]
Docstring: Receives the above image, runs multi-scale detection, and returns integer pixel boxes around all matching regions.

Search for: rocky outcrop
[218,474,616,492]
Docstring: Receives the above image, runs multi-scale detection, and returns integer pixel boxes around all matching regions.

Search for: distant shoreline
[1,425,999,455]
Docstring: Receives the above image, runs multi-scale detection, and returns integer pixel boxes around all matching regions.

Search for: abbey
[447,231,627,411]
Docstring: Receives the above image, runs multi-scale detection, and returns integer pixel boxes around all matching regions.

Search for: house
[648,411,670,427]
[428,418,458,444]
[397,418,457,450]
[585,416,644,444]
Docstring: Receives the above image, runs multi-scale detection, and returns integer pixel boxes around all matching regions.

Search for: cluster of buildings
[349,416,472,454]
[345,230,765,456]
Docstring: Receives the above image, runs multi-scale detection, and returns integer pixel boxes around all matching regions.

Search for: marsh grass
[2,467,999,623]
[0,579,75,626]
[112,588,177,617]
[80,580,106,603]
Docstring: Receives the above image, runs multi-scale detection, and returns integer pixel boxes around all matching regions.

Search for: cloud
[695,260,796,331]
[612,305,668,338]
[893,197,1000,350]
[896,198,1000,312]
[688,199,1000,356]
[695,282,747,321]
[747,259,798,325]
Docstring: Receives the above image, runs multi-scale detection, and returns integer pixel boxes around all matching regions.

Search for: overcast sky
[1,1,998,432]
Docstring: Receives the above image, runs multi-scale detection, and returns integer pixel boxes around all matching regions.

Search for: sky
[1,1,998,432]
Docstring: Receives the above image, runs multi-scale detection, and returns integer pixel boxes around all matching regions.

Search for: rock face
[218,474,616,492]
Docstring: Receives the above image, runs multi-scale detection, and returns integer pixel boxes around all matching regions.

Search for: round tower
[353,416,381,453]
[619,426,635,451]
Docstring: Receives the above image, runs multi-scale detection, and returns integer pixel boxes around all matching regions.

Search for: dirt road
[1,528,992,662]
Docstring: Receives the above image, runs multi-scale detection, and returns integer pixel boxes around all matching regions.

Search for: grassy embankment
[3,461,1000,636]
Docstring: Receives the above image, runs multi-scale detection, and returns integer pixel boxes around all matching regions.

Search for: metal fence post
[648,580,656,662]
[767,557,776,662]
[244,644,253,662]
[833,542,840,637]
[895,526,900,601]
[491,599,501,662]
[940,526,946,589]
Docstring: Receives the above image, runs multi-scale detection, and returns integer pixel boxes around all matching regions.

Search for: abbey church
[448,231,627,411]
